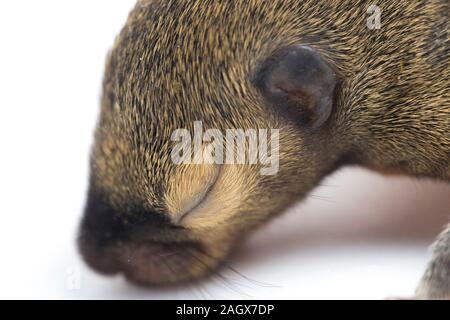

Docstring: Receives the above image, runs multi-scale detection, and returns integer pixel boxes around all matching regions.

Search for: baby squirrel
[78,0,449,299]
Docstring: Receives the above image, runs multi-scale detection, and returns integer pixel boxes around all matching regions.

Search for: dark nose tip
[77,193,126,274]
[78,188,196,282]
[78,232,123,275]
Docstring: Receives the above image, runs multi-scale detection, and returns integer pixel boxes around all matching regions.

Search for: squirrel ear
[253,45,337,129]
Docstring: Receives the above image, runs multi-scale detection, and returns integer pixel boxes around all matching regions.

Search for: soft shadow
[233,168,450,267]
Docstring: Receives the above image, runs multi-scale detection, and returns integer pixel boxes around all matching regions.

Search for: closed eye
[177,165,222,223]
[165,164,222,225]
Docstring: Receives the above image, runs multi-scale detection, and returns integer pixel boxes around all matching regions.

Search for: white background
[0,1,448,300]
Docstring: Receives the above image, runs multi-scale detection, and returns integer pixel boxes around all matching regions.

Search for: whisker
[196,249,280,288]
[187,249,251,297]
[224,264,280,288]
[159,253,178,283]
[309,193,336,203]
[158,252,179,258]
[192,281,210,300]
[318,183,338,188]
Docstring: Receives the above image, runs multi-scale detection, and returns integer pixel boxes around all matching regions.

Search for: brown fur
[79,0,449,296]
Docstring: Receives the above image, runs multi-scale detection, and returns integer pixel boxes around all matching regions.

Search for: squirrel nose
[78,233,123,275]
[78,187,174,272]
